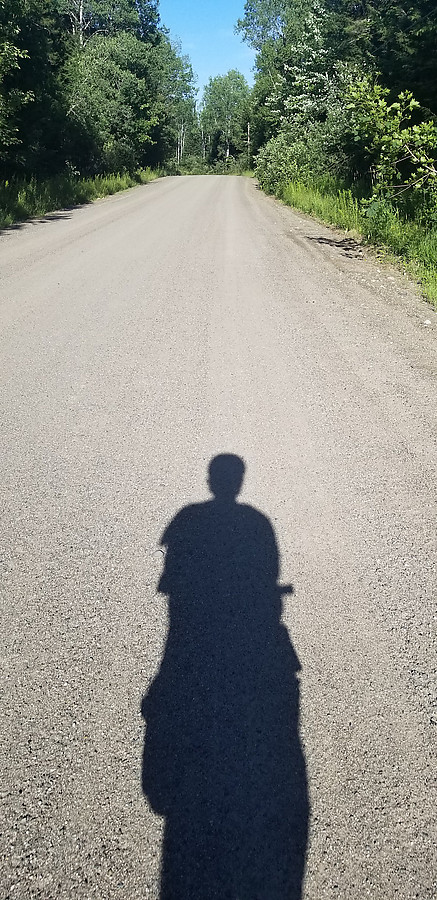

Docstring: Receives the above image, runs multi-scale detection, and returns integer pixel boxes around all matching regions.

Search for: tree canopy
[239,0,437,207]
[201,70,250,165]
[0,0,196,176]
[2,0,436,192]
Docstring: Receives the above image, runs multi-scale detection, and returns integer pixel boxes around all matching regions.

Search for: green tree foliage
[242,0,437,209]
[201,70,250,166]
[325,0,437,113]
[56,0,159,46]
[243,0,437,301]
[65,32,160,172]
[1,0,71,175]
[152,39,197,166]
[0,0,196,178]
[345,78,437,200]
[236,0,291,49]
[0,0,32,156]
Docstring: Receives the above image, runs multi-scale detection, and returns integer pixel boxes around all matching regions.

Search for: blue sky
[159,0,255,98]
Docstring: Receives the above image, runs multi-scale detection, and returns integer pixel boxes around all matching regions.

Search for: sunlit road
[1,175,436,899]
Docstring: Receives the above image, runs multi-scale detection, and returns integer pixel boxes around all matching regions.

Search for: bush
[255,133,300,193]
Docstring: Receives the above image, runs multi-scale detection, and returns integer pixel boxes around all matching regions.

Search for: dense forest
[0,0,253,177]
[0,0,197,177]
[1,0,436,298]
[1,0,436,187]
[238,0,437,202]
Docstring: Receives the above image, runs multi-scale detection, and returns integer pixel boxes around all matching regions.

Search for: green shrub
[255,133,300,193]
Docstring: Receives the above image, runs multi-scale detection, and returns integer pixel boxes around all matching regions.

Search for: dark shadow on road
[0,210,73,235]
[141,454,309,899]
[307,235,363,258]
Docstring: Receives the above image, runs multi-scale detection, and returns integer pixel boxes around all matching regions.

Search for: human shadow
[141,454,309,899]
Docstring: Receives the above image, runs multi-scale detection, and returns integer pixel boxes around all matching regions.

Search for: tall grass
[0,168,159,229]
[280,179,361,232]
[277,177,437,306]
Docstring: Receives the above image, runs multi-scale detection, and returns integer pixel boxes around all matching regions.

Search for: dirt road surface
[1,176,436,899]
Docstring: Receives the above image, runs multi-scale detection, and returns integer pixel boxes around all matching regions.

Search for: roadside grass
[0,168,159,229]
[277,178,437,307]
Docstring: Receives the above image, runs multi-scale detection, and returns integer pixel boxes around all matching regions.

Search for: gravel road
[1,175,436,899]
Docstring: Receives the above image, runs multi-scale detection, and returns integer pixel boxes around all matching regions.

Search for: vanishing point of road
[1,176,436,899]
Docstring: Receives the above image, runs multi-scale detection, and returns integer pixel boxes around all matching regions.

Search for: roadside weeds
[0,168,160,230]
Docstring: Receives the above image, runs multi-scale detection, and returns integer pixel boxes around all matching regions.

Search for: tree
[154,38,197,165]
[201,70,250,165]
[0,0,198,177]
[63,25,197,173]
[56,0,159,46]
[0,0,71,176]
[0,0,33,158]
[324,0,437,113]
[236,0,291,50]
[65,31,162,171]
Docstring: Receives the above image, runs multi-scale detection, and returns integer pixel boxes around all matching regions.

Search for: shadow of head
[208,453,245,501]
